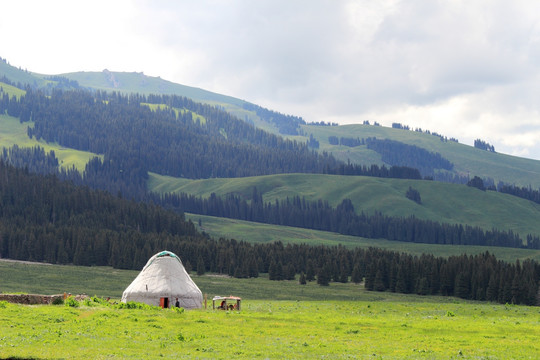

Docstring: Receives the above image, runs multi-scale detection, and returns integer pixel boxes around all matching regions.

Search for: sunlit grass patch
[2,299,538,359]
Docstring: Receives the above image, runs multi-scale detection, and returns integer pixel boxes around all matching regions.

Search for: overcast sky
[2,0,540,159]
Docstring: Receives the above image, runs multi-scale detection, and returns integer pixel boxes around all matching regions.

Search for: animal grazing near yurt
[121,250,203,309]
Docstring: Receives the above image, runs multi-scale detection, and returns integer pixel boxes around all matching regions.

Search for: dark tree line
[474,139,496,152]
[390,122,459,143]
[328,136,364,147]
[498,184,540,205]
[326,135,453,177]
[0,159,538,305]
[365,138,454,176]
[1,145,60,176]
[242,102,305,135]
[405,187,422,204]
[307,134,319,149]
[324,163,423,180]
[362,251,538,306]
[158,190,539,249]
[308,121,338,126]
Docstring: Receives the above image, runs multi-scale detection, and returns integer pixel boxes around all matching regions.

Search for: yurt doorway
[160,297,169,308]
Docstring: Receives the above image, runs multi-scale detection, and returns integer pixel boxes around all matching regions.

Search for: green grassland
[303,123,540,188]
[60,70,246,107]
[0,113,99,171]
[186,214,540,263]
[149,172,540,239]
[1,261,539,359]
[0,81,25,98]
[1,299,538,359]
[0,61,49,88]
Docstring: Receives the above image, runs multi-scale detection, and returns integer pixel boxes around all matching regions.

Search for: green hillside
[301,123,540,188]
[0,112,99,171]
[149,172,540,238]
[60,70,283,134]
[0,59,48,88]
[186,213,540,263]
[0,81,100,171]
[61,70,246,106]
[4,58,540,188]
[0,81,25,98]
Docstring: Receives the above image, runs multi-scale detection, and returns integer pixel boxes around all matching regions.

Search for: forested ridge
[159,190,540,249]
[0,160,537,305]
[328,135,454,177]
[2,89,339,185]
[0,88,435,198]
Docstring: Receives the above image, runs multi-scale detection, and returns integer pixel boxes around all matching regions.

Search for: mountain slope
[301,123,540,188]
[4,57,540,188]
[60,70,246,107]
[0,58,48,88]
[3,57,540,240]
[59,65,540,188]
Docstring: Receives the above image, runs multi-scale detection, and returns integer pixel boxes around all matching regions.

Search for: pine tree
[306,259,315,282]
[374,270,386,291]
[317,265,330,286]
[454,272,470,299]
[197,255,205,275]
[299,272,307,285]
[351,264,362,284]
[486,274,499,302]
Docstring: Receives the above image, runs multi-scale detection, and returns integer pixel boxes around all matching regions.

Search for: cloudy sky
[2,0,540,159]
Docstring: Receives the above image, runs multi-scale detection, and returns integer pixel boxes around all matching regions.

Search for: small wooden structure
[212,295,241,311]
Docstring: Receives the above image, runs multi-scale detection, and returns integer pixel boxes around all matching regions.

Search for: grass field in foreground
[0,297,538,359]
[1,260,539,359]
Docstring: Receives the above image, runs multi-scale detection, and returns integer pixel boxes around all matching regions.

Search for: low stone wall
[0,294,78,305]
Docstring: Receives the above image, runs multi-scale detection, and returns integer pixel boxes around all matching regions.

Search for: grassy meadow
[1,261,539,359]
[0,112,100,172]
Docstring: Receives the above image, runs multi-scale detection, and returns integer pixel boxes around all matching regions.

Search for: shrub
[115,301,160,311]
[406,187,422,204]
[91,296,108,305]
[52,297,64,305]
[64,297,79,307]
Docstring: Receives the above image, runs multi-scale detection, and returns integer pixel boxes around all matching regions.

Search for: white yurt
[121,250,203,309]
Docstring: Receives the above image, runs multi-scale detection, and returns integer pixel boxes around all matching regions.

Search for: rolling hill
[2,56,540,249]
[302,123,540,188]
[149,172,540,239]
[3,57,540,187]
